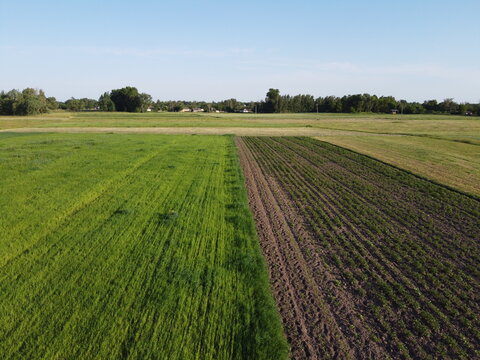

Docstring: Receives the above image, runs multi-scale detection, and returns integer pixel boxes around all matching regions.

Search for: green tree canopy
[139,93,153,112]
[0,88,49,115]
[98,92,116,111]
[110,87,142,112]
[265,88,280,113]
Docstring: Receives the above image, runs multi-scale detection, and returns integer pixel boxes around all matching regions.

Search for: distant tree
[402,102,423,114]
[25,89,46,114]
[0,90,20,115]
[110,87,143,112]
[202,102,212,112]
[423,99,438,113]
[341,94,364,113]
[362,94,376,112]
[226,98,242,112]
[13,88,49,115]
[139,93,153,112]
[172,102,184,112]
[438,98,459,114]
[152,100,169,111]
[64,97,97,111]
[376,96,398,113]
[46,97,58,110]
[66,98,82,112]
[98,92,116,111]
[214,98,244,112]
[318,96,342,112]
[82,98,98,110]
[265,88,281,113]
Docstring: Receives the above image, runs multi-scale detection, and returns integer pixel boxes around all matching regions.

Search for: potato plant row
[243,136,479,359]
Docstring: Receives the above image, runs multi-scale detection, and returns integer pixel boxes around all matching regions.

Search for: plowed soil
[236,136,480,360]
[236,138,358,359]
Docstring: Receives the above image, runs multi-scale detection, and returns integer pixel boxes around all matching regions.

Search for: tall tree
[139,93,153,112]
[110,87,142,112]
[265,88,281,113]
[66,98,82,112]
[98,92,116,111]
[46,97,58,110]
[423,99,439,113]
[14,88,48,115]
[0,90,20,115]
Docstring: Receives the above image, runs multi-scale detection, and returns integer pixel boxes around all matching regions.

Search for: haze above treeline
[1,86,479,116]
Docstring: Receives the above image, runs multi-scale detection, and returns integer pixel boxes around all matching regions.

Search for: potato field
[237,136,479,359]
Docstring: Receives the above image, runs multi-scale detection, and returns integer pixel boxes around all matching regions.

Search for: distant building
[192,108,205,113]
[390,109,399,115]
[180,108,192,112]
[465,111,473,116]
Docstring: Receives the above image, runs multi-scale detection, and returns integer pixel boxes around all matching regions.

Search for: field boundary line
[316,137,480,201]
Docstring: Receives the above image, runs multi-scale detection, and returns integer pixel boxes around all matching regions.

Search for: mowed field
[237,137,480,359]
[1,111,479,133]
[0,133,287,359]
[1,111,479,197]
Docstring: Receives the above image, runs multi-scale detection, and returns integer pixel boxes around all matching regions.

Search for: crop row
[242,136,479,359]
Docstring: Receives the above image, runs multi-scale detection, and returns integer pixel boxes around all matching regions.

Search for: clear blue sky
[1,0,479,102]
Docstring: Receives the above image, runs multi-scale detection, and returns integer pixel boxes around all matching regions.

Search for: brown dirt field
[236,136,480,360]
[236,137,388,359]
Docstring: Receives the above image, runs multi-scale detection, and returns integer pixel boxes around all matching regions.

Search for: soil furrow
[237,136,480,359]
[236,137,356,359]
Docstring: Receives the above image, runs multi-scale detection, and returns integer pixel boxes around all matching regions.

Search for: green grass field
[2,111,479,196]
[1,111,479,135]
[0,133,288,359]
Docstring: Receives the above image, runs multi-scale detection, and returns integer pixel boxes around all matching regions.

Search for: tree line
[0,88,58,115]
[1,87,479,116]
[258,89,480,115]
